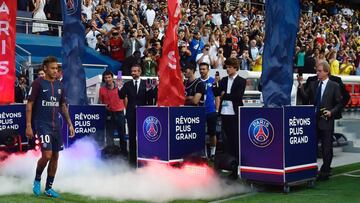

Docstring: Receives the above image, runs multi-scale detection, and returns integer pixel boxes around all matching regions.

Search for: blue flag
[60,0,87,105]
[261,0,300,107]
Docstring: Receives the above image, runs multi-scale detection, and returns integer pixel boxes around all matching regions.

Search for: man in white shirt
[217,58,246,160]
[145,4,156,26]
[196,44,214,70]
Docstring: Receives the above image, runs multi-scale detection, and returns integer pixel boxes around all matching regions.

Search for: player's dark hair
[42,56,58,68]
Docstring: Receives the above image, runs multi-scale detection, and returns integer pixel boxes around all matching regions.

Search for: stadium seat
[354,84,360,93]
[345,84,353,93]
[350,93,360,108]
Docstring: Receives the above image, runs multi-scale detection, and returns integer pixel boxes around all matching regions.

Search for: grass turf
[0,162,359,203]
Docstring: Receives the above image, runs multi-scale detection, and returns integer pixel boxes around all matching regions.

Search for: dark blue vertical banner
[262,0,300,107]
[60,0,87,105]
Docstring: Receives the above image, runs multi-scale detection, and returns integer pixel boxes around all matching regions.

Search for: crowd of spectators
[79,0,360,77]
[18,1,360,77]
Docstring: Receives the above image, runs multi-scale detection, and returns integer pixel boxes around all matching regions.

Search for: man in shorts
[26,56,75,198]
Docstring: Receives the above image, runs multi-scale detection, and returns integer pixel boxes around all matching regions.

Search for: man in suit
[300,61,350,147]
[120,64,155,166]
[216,58,246,160]
[298,60,343,181]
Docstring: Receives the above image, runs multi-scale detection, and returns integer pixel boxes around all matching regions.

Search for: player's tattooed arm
[61,103,75,138]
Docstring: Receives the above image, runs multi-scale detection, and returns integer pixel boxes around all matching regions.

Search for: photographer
[85,21,102,50]
[196,44,214,69]
[122,28,142,58]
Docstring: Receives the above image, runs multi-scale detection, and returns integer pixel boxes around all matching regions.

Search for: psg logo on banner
[248,118,274,148]
[63,0,78,15]
[143,116,162,142]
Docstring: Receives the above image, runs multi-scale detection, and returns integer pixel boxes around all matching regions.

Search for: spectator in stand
[189,30,205,63]
[213,47,226,69]
[328,51,340,75]
[339,57,355,75]
[15,74,29,103]
[145,4,156,27]
[149,28,163,47]
[32,0,49,34]
[196,44,214,70]
[37,68,46,78]
[249,39,259,62]
[95,34,109,55]
[179,42,192,71]
[108,28,125,63]
[101,15,115,35]
[123,28,142,58]
[122,51,142,76]
[239,50,252,71]
[81,0,94,22]
[142,48,157,77]
[86,22,102,50]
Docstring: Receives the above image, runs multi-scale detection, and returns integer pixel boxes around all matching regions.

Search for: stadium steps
[335,119,360,153]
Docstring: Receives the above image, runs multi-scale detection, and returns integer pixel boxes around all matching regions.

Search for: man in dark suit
[216,58,246,160]
[300,63,350,146]
[120,64,155,166]
[298,60,343,181]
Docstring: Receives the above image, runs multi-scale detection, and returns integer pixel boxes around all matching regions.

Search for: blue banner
[0,104,26,143]
[261,0,300,107]
[60,0,87,105]
[62,105,106,147]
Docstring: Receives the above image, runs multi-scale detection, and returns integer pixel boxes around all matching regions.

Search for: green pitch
[1,163,359,203]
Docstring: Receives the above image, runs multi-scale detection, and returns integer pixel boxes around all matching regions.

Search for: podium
[136,106,205,166]
[239,106,317,192]
[62,105,106,147]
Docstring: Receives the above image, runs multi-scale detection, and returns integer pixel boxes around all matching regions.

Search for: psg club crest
[63,0,78,15]
[248,118,274,148]
[143,116,162,142]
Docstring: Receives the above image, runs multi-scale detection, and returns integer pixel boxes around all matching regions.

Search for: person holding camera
[196,44,214,70]
[213,47,226,69]
[85,21,102,50]
[297,60,343,181]
[123,28,142,58]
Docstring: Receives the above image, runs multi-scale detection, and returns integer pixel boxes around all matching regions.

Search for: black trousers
[105,111,127,155]
[221,115,239,160]
[127,115,137,167]
[317,128,333,175]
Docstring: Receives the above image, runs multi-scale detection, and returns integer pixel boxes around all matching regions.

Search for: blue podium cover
[239,106,317,184]
[62,105,106,147]
[0,104,26,142]
[137,106,205,164]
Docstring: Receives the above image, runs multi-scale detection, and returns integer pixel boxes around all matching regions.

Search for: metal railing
[15,44,32,79]
[16,16,63,37]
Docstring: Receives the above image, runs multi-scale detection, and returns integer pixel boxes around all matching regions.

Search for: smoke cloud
[0,138,248,202]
